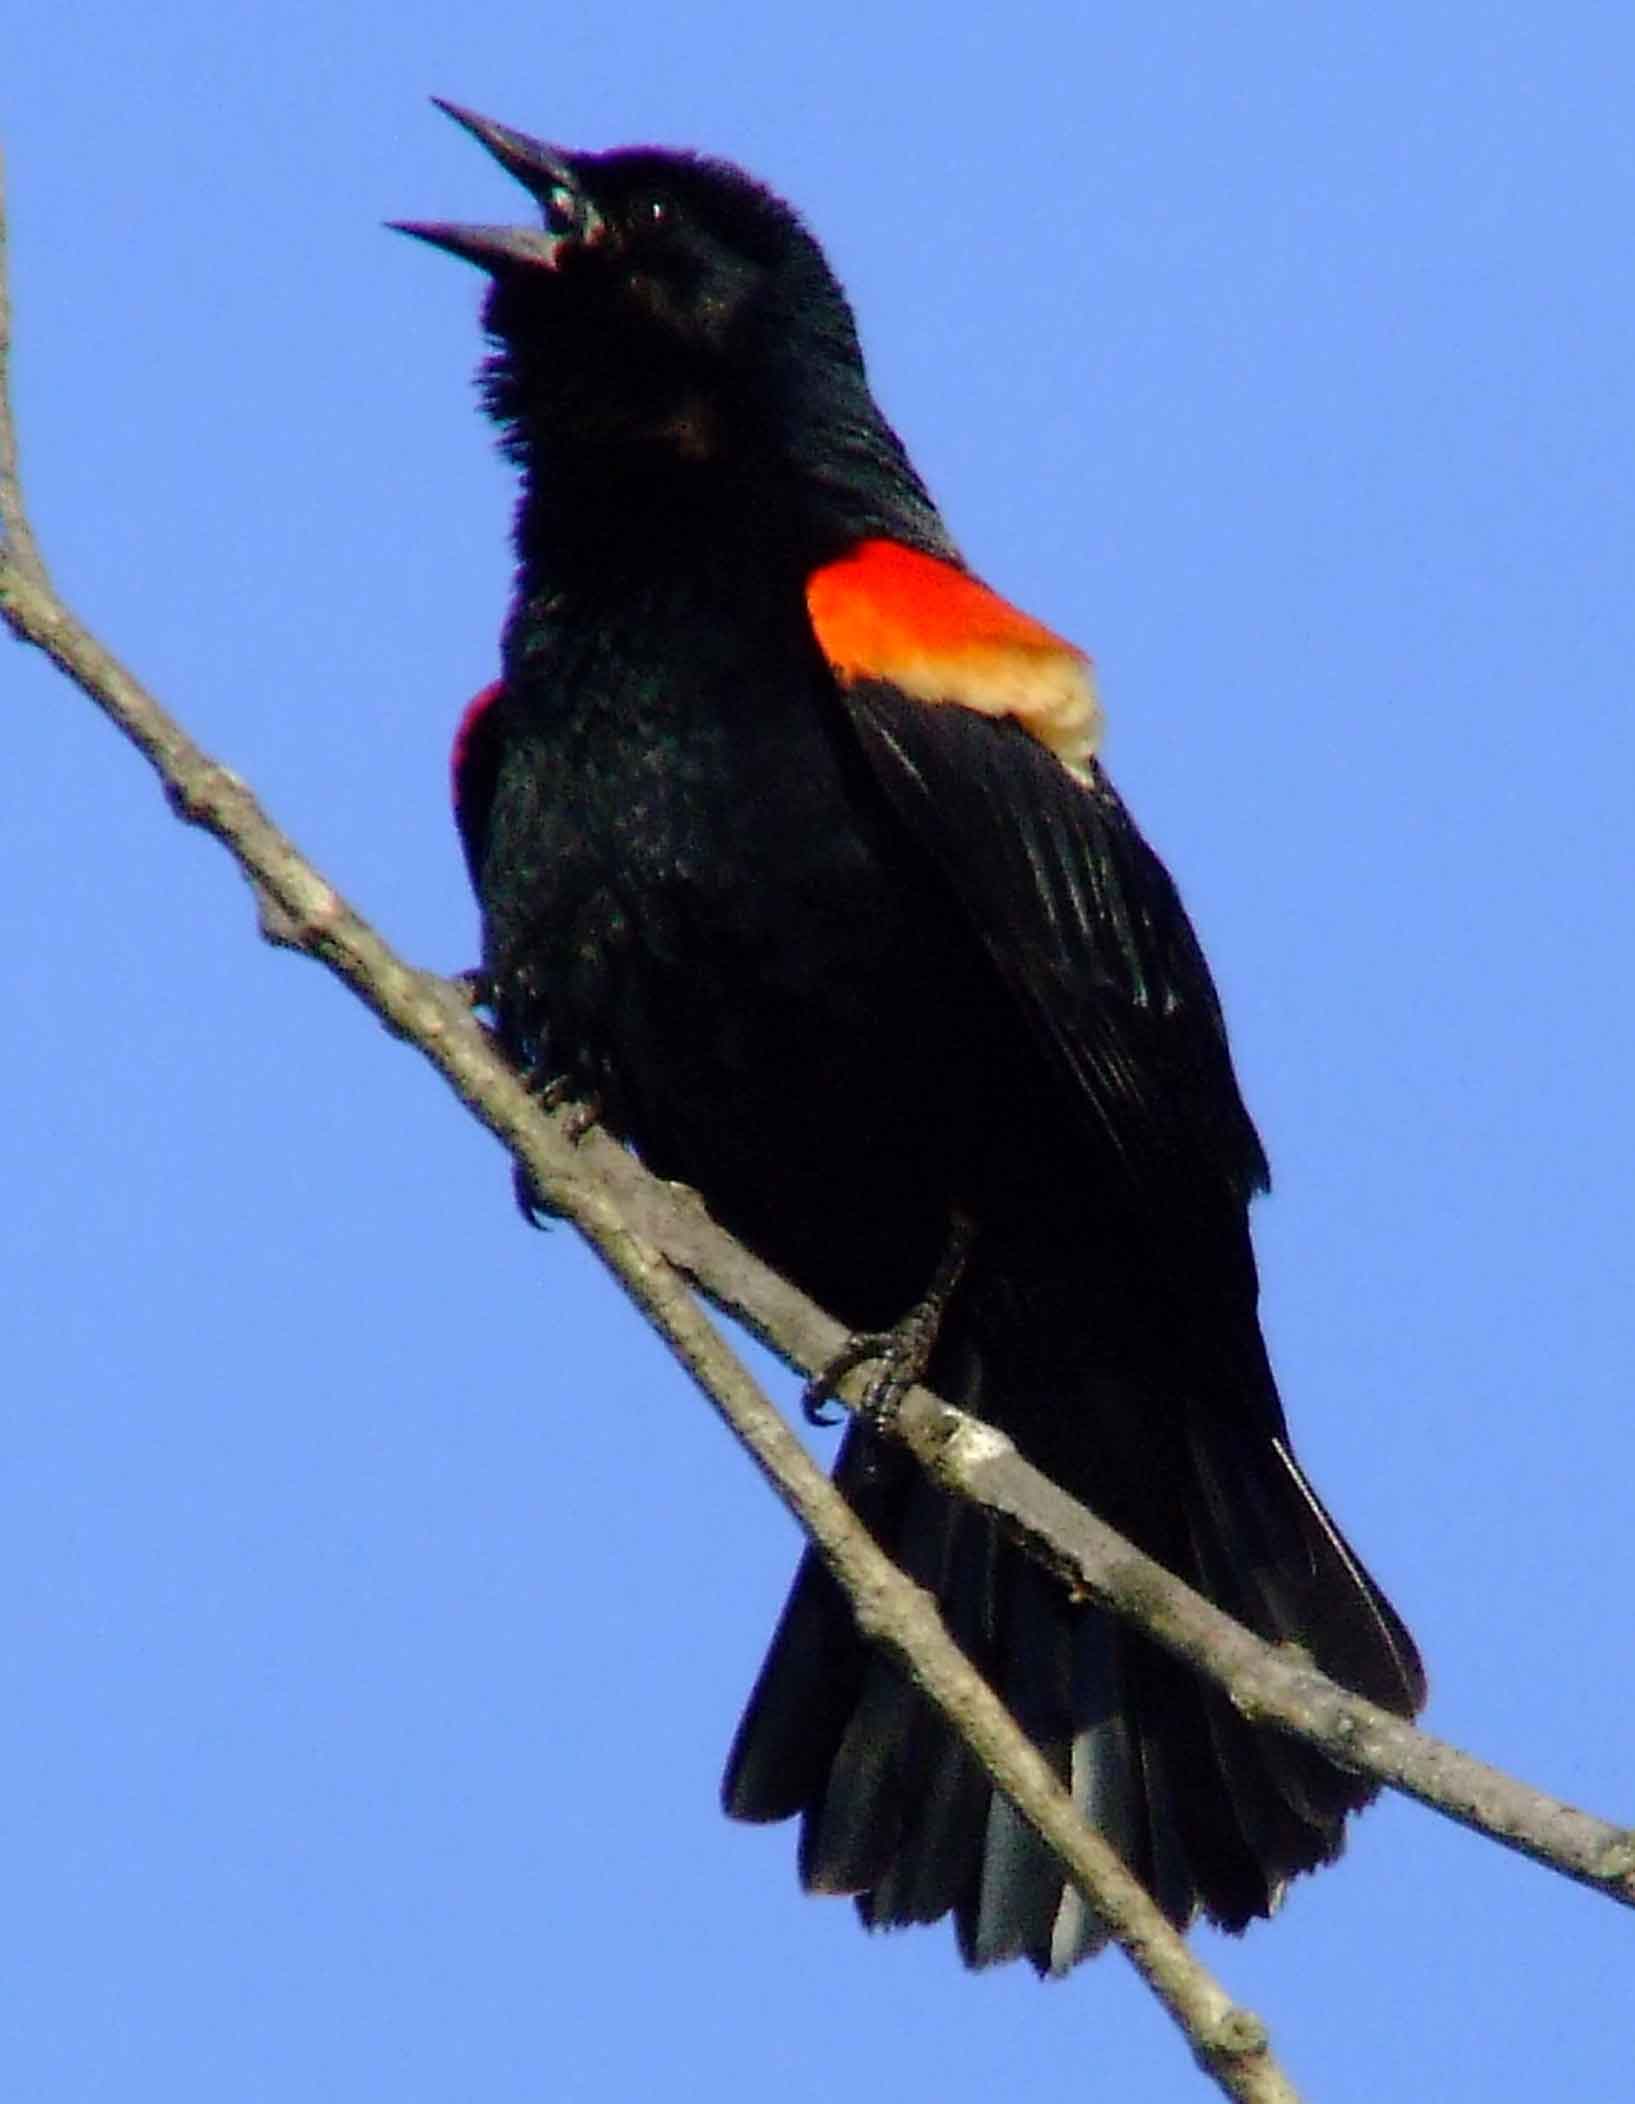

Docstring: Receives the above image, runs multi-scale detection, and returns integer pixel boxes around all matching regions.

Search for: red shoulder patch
[451,681,506,806]
[805,540,1101,779]
[452,681,507,885]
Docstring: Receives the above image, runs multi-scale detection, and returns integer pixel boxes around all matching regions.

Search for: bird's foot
[451,967,497,1013]
[532,1071,604,1145]
[512,1071,604,1227]
[802,1211,976,1431]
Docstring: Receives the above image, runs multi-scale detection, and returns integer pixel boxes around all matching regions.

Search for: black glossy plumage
[406,115,1425,1974]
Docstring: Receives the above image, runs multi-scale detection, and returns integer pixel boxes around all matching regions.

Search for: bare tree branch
[6,147,1631,2095]
[0,153,1298,2104]
[565,1132,1635,1911]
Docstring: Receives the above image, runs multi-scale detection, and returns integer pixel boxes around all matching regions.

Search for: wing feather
[834,677,1269,1214]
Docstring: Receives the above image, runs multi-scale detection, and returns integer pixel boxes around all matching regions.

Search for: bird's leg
[803,1210,976,1431]
[451,973,602,1140]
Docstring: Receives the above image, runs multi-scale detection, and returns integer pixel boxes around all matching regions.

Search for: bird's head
[395,103,950,557]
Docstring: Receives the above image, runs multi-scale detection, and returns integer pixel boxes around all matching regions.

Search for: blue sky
[4,5,1632,2099]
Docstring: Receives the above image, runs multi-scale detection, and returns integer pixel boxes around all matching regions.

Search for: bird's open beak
[390,99,605,274]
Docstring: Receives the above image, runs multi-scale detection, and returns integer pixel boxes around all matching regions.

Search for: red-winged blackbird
[398,103,1425,1975]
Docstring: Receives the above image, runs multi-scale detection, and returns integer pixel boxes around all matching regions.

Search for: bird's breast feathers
[804,539,1101,782]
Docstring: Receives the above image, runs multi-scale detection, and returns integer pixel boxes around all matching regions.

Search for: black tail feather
[724,1390,1423,1975]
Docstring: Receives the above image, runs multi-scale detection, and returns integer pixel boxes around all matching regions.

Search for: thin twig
[0,167,1297,2104]
[0,150,47,584]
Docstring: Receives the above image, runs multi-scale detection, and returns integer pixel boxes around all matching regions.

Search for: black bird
[397,103,1425,1974]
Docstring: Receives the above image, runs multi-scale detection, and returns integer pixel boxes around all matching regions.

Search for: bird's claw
[513,1073,604,1225]
[528,1071,604,1144]
[512,1162,557,1229]
[803,1327,924,1430]
[801,1211,977,1432]
[452,967,497,1012]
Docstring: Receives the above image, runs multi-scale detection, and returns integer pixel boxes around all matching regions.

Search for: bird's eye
[637,194,672,230]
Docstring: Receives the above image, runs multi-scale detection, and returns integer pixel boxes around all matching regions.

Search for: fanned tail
[724,1392,1423,1975]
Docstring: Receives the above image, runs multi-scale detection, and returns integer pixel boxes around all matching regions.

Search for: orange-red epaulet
[452,681,505,804]
[805,540,1101,780]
